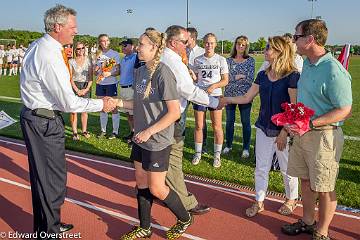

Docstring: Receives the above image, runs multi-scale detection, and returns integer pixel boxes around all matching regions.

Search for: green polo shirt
[297,52,352,126]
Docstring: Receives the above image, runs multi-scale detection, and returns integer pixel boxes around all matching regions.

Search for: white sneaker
[242,150,250,158]
[192,154,201,165]
[222,147,232,154]
[213,156,221,168]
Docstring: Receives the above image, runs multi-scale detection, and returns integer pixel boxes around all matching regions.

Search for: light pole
[221,28,224,55]
[308,0,317,19]
[186,0,189,29]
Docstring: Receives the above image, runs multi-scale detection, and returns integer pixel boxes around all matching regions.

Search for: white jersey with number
[0,49,5,64]
[11,49,19,61]
[193,53,229,96]
[5,50,13,62]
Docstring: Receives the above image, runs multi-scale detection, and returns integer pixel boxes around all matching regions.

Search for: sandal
[72,133,80,141]
[82,131,91,139]
[278,200,297,215]
[245,202,264,217]
[281,219,316,236]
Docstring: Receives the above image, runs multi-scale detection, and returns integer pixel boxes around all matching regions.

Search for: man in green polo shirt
[281,19,352,240]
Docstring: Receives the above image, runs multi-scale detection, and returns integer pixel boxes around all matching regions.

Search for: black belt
[32,108,61,119]
[121,85,132,88]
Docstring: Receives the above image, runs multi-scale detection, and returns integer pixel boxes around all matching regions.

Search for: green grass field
[1,55,359,208]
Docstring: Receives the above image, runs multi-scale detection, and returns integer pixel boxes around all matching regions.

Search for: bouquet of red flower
[271,102,315,136]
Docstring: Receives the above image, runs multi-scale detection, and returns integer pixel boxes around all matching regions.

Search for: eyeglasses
[76,47,85,50]
[293,34,306,41]
[177,39,188,45]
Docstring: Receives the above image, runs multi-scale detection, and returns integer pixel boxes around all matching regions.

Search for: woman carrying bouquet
[116,29,193,240]
[223,36,299,217]
[95,34,121,139]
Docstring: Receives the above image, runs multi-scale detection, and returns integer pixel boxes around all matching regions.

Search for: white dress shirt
[187,45,205,70]
[20,34,103,112]
[161,47,219,113]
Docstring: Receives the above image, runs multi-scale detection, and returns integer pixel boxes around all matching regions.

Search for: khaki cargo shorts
[118,87,134,115]
[287,127,344,192]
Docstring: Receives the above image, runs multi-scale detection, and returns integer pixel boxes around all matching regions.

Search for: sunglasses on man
[293,34,306,41]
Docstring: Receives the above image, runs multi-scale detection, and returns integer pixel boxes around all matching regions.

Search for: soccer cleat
[192,154,201,165]
[213,156,221,168]
[108,133,119,139]
[242,150,250,158]
[120,226,152,240]
[222,147,232,154]
[166,215,193,239]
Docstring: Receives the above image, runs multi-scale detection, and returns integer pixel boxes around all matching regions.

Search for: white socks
[194,142,203,157]
[112,113,120,134]
[100,112,108,133]
[214,143,222,158]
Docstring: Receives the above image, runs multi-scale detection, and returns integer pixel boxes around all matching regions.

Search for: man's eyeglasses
[76,47,85,50]
[177,39,188,45]
[293,34,306,41]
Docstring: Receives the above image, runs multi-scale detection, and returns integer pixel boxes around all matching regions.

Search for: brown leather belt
[312,125,338,131]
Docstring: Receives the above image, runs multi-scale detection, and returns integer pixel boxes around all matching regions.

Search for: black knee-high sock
[137,188,153,229]
[162,189,190,222]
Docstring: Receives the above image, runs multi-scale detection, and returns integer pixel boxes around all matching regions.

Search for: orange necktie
[61,49,72,80]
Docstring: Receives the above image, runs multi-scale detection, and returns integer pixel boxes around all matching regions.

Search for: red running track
[0,137,359,240]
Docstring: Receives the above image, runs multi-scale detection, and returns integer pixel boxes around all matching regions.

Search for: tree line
[1,29,359,55]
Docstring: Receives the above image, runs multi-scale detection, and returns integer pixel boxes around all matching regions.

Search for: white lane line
[0,177,205,240]
[1,95,359,141]
[1,138,360,220]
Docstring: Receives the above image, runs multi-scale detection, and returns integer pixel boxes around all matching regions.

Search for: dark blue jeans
[225,103,252,150]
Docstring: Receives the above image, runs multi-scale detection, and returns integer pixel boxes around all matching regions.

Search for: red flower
[271,102,315,136]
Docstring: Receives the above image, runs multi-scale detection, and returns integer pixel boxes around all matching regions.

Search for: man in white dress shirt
[20,5,115,239]
[162,25,224,215]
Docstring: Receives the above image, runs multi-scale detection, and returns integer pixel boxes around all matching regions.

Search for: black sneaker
[281,219,316,236]
[120,226,152,240]
[123,132,134,141]
[108,133,119,139]
[97,131,106,138]
[166,215,193,239]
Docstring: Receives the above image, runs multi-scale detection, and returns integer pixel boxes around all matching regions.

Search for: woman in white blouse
[69,41,93,140]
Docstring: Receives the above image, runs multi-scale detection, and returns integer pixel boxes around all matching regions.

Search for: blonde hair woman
[224,36,300,217]
[191,33,229,168]
[69,41,93,140]
[117,29,193,240]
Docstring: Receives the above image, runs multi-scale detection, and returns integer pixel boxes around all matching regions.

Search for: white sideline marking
[0,177,205,240]
[0,95,359,141]
[1,138,359,220]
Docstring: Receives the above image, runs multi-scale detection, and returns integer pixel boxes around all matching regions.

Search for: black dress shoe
[60,222,74,233]
[189,204,211,215]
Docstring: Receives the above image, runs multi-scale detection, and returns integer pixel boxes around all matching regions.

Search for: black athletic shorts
[130,143,171,172]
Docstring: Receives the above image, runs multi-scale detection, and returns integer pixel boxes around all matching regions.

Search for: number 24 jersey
[193,53,229,96]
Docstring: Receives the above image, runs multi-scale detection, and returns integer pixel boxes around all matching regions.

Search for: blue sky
[0,0,359,45]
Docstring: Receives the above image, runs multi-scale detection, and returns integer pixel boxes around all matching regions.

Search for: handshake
[101,97,119,113]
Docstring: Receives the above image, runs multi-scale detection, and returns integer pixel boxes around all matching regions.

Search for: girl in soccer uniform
[94,34,121,139]
[191,33,229,168]
[0,45,5,76]
[117,29,193,240]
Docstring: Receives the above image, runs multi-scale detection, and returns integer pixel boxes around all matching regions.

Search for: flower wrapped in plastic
[271,102,315,136]
[96,58,116,83]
